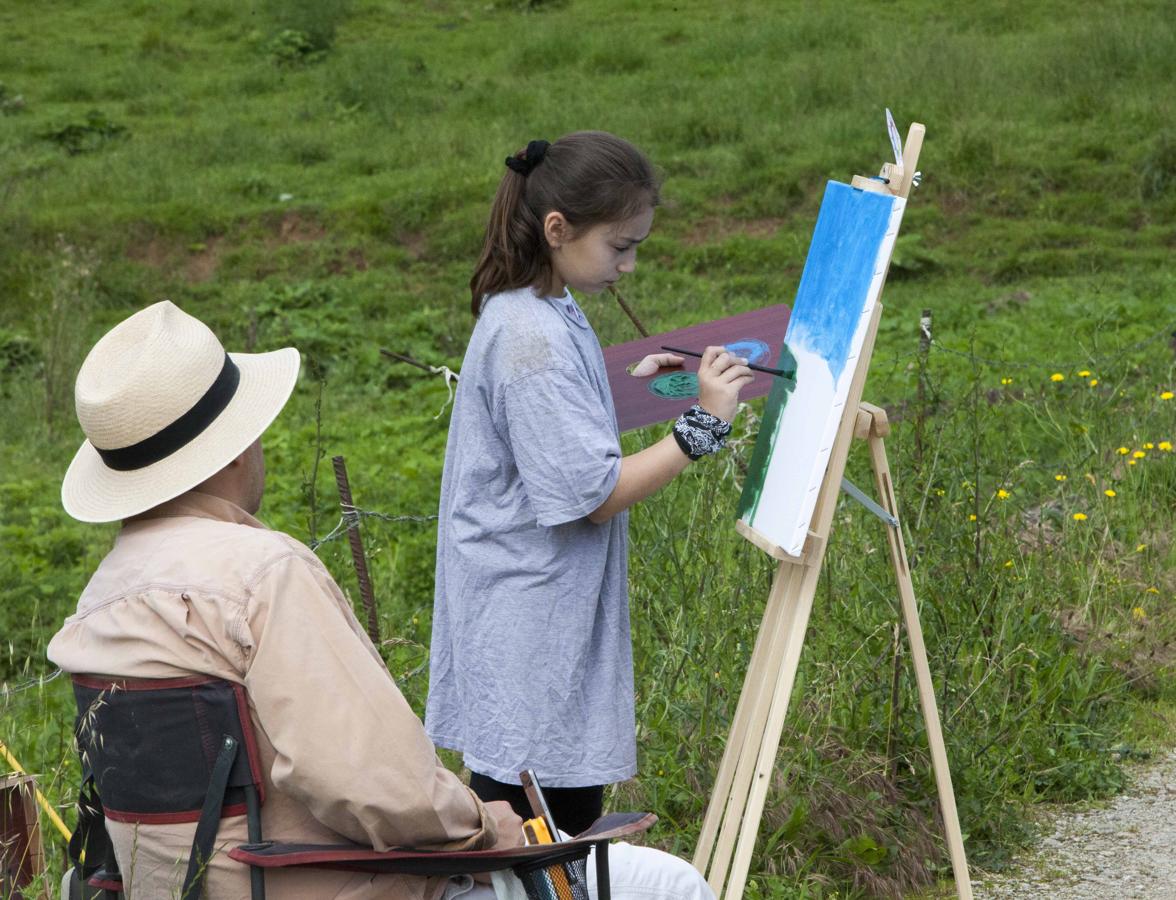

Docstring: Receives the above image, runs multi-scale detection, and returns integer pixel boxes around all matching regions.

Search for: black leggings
[468,772,604,838]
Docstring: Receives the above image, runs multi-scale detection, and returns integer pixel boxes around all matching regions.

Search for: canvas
[737,181,905,555]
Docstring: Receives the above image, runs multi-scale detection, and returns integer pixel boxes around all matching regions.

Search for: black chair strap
[182,734,239,900]
[68,772,110,879]
[67,759,122,899]
[595,840,610,900]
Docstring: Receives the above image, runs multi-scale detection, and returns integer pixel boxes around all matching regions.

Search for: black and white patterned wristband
[672,404,733,461]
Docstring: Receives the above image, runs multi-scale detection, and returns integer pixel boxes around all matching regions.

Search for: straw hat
[62,300,300,523]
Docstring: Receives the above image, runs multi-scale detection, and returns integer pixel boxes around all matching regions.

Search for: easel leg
[695,560,806,892]
[692,562,789,873]
[724,560,820,899]
[866,429,973,900]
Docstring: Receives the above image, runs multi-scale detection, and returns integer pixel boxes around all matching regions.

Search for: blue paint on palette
[786,183,894,382]
[724,339,770,365]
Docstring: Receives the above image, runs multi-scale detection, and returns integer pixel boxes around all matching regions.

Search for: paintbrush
[659,345,794,379]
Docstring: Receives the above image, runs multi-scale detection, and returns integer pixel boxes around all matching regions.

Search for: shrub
[0,82,25,115]
[264,30,324,67]
[1140,132,1176,200]
[39,111,127,156]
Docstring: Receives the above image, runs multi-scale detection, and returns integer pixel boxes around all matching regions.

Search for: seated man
[49,301,712,899]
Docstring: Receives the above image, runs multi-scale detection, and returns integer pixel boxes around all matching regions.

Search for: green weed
[0,82,26,115]
[38,110,127,156]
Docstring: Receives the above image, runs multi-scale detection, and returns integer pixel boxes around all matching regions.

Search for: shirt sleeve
[243,552,498,852]
[499,367,622,527]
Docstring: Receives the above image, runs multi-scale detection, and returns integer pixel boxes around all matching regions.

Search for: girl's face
[547,205,655,296]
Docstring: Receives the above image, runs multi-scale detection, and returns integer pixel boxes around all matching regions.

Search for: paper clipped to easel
[885,107,904,167]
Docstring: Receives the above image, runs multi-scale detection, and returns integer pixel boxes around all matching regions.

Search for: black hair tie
[505,140,550,176]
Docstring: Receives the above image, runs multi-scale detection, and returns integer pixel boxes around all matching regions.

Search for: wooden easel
[692,124,973,899]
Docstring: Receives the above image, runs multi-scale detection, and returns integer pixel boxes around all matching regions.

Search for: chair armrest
[86,868,124,893]
[228,811,657,877]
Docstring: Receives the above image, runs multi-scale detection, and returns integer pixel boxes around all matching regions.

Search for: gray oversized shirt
[426,286,634,787]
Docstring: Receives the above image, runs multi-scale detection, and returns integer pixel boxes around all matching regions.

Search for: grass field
[2,1,1175,896]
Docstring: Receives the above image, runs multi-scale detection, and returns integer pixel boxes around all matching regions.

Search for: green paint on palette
[649,372,699,399]
[737,342,799,521]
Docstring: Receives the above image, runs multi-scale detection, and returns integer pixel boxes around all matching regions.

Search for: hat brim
[61,347,300,523]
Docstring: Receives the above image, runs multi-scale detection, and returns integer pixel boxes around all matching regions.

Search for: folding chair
[66,675,654,900]
[68,675,266,900]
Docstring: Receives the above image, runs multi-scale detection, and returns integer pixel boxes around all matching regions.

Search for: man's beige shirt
[48,491,498,899]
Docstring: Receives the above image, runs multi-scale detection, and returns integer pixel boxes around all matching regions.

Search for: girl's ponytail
[469,149,548,316]
[469,131,660,316]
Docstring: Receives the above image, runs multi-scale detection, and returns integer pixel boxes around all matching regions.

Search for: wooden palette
[603,303,791,433]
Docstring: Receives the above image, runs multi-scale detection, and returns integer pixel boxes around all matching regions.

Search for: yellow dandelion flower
[1072,512,1088,521]
[1133,607,1147,621]
[1143,443,1154,450]
[1161,391,1174,401]
[1146,587,1160,595]
[1050,373,1065,382]
[1117,447,1130,455]
[1089,379,1098,387]
[1078,370,1091,377]
[1003,559,1014,568]
[1129,459,1137,466]
[996,489,1011,500]
[1055,474,1067,482]
[1104,489,1116,498]
[1000,377,1013,386]
[1133,450,1146,459]
[1136,544,1147,552]
[968,514,978,522]
[1159,441,1173,452]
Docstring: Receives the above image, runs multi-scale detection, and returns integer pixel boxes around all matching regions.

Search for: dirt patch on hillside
[326,248,369,274]
[126,233,224,283]
[397,230,429,261]
[682,215,787,246]
[185,237,223,282]
[126,210,338,283]
[269,210,327,246]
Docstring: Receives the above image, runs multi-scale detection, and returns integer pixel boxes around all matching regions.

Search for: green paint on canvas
[737,341,798,520]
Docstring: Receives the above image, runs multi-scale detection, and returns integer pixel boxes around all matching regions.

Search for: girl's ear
[543,211,570,249]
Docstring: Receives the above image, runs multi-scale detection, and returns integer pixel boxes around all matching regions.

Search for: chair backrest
[72,675,265,824]
[70,675,267,900]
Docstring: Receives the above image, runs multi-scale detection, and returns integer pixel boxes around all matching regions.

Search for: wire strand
[0,667,63,698]
[310,505,438,551]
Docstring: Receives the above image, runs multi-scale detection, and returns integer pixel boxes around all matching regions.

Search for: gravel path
[971,749,1176,898]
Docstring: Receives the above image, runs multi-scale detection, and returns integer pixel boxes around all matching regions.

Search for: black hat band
[96,354,241,471]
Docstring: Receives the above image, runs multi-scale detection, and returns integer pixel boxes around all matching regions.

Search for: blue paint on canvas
[787,183,894,382]
[737,181,901,529]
